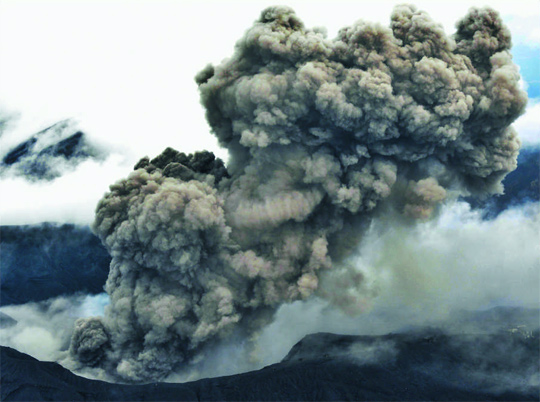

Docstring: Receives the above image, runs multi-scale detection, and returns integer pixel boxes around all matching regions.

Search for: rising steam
[70,4,527,382]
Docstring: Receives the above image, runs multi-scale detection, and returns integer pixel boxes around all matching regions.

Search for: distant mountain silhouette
[2,314,538,401]
[0,120,106,180]
[0,223,110,306]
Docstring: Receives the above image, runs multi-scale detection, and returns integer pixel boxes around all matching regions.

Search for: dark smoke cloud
[71,5,527,382]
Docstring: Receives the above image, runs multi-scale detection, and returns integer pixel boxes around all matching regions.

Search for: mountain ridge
[2,324,538,401]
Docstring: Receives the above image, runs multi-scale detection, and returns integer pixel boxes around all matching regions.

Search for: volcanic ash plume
[70,5,526,382]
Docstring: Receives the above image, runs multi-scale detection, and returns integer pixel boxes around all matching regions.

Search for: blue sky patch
[512,44,540,99]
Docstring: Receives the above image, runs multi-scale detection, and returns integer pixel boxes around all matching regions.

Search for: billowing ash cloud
[70,5,527,382]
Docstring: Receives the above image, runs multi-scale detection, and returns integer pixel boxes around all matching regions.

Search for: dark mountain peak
[2,137,38,165]
[0,119,107,181]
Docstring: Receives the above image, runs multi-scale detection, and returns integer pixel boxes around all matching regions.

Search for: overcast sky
[0,0,539,225]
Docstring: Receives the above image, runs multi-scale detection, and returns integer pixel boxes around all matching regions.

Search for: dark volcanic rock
[0,347,197,402]
[1,326,538,401]
[2,137,38,165]
[0,119,105,181]
[0,223,111,306]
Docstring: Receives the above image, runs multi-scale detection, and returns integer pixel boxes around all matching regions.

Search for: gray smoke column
[71,5,526,382]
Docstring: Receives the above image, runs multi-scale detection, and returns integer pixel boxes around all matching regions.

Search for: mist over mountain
[0,119,106,181]
[2,306,538,401]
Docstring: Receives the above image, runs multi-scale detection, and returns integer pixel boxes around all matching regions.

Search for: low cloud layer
[0,155,131,225]
[0,294,108,364]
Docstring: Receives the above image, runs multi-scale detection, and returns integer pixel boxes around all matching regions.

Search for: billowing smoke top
[133,147,229,184]
[70,5,527,382]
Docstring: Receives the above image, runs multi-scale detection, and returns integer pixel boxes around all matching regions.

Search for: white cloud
[0,154,131,225]
[365,202,540,312]
[0,1,230,161]
[515,101,540,146]
[0,293,108,362]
